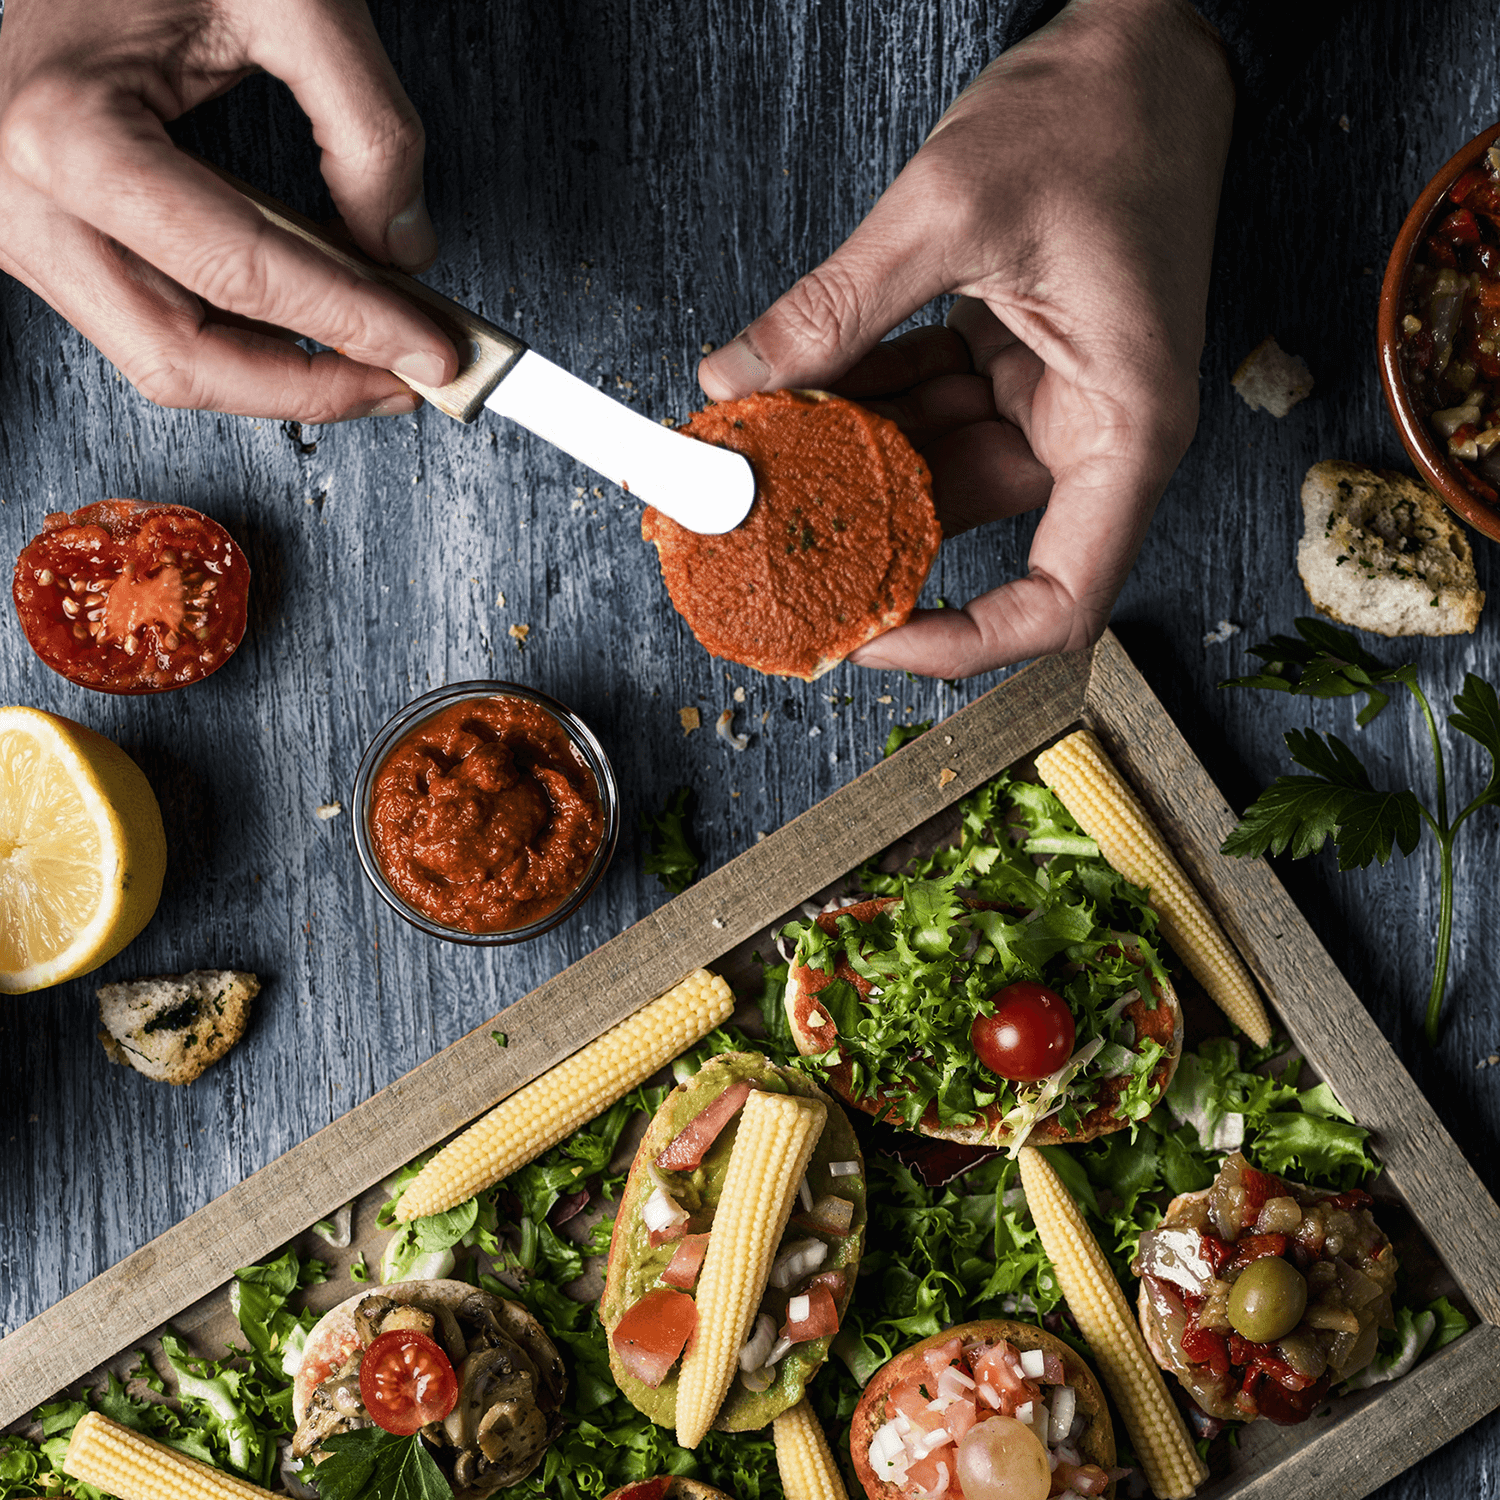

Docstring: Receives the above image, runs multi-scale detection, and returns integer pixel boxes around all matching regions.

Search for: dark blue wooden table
[2,2,1496,1495]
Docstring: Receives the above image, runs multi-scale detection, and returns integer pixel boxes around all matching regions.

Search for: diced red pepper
[782,1286,840,1344]
[1425,235,1461,269]
[1238,1167,1285,1228]
[1182,1322,1231,1378]
[1439,208,1483,246]
[611,1288,697,1388]
[1228,1233,1288,1274]
[1199,1231,1234,1278]
[1450,168,1490,206]
[661,1233,711,1289]
[655,1080,754,1171]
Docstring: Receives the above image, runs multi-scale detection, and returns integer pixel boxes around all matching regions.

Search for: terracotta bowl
[1378,120,1500,545]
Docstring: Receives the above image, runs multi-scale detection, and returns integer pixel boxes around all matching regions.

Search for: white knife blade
[216,172,756,535]
[484,349,755,534]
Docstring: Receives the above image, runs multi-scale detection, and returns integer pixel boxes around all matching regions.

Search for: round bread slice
[602,1479,733,1500]
[600,1051,866,1432]
[785,897,1182,1147]
[292,1279,565,1499]
[641,390,940,679]
[849,1320,1116,1500]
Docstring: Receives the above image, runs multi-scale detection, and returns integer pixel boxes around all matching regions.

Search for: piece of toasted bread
[602,1481,733,1500]
[1296,460,1483,636]
[1232,337,1313,417]
[96,970,258,1084]
[785,898,1181,1148]
[849,1320,1116,1500]
[642,390,940,680]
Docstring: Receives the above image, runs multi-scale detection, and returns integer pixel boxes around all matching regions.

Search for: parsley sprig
[1221,618,1500,1043]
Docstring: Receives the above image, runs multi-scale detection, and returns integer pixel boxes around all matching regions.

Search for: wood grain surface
[2,1,1498,1497]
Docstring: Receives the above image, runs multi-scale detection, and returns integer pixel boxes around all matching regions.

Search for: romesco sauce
[369,697,604,934]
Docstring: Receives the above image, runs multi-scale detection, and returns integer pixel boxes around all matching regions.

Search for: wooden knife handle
[203,162,525,423]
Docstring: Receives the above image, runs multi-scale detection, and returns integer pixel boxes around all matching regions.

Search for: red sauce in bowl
[368,696,605,934]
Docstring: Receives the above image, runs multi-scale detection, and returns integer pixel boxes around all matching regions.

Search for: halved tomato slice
[12,500,249,693]
[661,1233,712,1290]
[611,1288,697,1387]
[358,1329,459,1435]
[781,1285,839,1343]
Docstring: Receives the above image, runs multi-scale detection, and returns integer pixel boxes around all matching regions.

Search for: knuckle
[0,71,83,182]
[128,350,202,411]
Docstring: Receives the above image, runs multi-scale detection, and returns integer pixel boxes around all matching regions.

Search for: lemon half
[0,707,166,994]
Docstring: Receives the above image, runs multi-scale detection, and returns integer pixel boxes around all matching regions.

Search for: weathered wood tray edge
[3,631,1497,1500]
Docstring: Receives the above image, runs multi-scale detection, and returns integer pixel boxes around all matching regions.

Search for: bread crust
[600,1052,865,1432]
[785,898,1182,1147]
[601,1480,733,1500]
[848,1320,1116,1500]
[1297,460,1483,636]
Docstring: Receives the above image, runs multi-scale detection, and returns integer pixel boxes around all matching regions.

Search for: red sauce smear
[369,697,604,933]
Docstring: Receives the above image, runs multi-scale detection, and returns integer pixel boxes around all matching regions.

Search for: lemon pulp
[0,708,165,993]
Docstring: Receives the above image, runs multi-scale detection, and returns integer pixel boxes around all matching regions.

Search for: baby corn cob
[1034,729,1271,1047]
[398,968,734,1221]
[675,1089,827,1448]
[1018,1147,1207,1500]
[774,1398,850,1500]
[64,1412,275,1500]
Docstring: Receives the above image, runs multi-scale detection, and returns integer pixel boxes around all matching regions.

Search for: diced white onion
[769,1237,827,1289]
[978,1382,1001,1409]
[1016,1400,1034,1425]
[1056,1444,1083,1468]
[1019,1348,1047,1379]
[798,1176,814,1212]
[716,708,750,751]
[642,1186,688,1232]
[739,1313,776,1371]
[828,1160,861,1178]
[893,1411,912,1436]
[937,1365,975,1399]
[869,1421,910,1483]
[917,1429,952,1456]
[927,1459,951,1497]
[1049,1385,1077,1446]
[788,1294,811,1324]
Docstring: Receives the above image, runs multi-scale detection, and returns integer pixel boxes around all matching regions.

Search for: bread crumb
[495,591,506,607]
[314,802,342,821]
[508,623,530,646]
[733,685,746,703]
[98,971,259,1085]
[876,694,893,704]
[679,706,701,734]
[1203,620,1241,645]
[1233,337,1314,417]
[938,767,958,787]
[711,916,727,930]
[701,342,716,355]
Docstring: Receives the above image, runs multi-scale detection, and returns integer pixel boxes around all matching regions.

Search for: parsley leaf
[1223,621,1500,1043]
[883,720,933,757]
[640,786,701,893]
[316,1429,452,1500]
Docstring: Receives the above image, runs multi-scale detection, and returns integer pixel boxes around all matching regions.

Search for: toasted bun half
[849,1321,1116,1500]
[602,1480,734,1500]
[786,898,1182,1147]
[600,1051,865,1432]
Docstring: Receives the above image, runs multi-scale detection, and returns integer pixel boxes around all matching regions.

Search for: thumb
[700,180,949,401]
[254,2,438,272]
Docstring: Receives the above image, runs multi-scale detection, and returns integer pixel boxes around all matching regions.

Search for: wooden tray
[5,630,1499,1500]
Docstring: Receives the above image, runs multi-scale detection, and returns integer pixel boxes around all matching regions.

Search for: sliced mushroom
[354,1295,398,1345]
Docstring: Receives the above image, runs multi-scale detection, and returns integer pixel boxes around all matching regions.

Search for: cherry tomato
[358,1329,459,1435]
[970,981,1075,1082]
[12,500,249,694]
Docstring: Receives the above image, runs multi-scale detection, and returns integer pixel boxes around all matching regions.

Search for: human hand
[0,0,457,422]
[699,0,1234,677]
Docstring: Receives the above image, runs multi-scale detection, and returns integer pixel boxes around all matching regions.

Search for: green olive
[1227,1256,1308,1343]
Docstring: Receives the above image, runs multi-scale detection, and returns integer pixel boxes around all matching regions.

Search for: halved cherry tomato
[970,981,1075,1081]
[358,1329,459,1435]
[12,500,249,694]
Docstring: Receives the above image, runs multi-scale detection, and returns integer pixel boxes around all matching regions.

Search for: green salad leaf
[641,786,701,894]
[316,1428,452,1500]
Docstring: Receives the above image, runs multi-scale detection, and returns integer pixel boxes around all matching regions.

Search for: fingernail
[702,335,770,398]
[386,194,439,270]
[393,351,450,388]
[340,391,422,421]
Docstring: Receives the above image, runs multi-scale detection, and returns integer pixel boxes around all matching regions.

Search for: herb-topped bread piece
[1297,461,1483,636]
[97,969,258,1084]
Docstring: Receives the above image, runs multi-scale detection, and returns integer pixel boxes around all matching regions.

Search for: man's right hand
[0,0,457,422]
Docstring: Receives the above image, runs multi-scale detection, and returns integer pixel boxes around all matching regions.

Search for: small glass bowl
[351,681,619,945]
